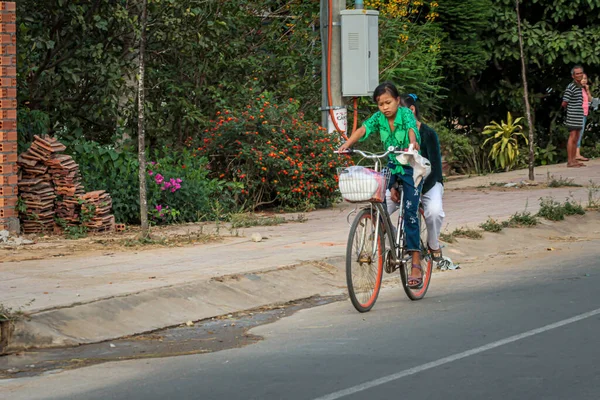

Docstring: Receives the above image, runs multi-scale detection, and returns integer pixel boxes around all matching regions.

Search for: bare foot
[567,163,583,168]
[576,157,589,161]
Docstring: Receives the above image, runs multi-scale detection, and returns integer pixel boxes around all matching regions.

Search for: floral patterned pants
[387,166,423,252]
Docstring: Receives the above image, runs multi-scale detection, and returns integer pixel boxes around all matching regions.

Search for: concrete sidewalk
[1,160,598,350]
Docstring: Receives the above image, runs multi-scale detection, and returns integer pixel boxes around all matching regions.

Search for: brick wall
[0,2,17,232]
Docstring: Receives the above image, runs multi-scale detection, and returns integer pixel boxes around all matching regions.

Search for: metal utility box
[340,10,379,97]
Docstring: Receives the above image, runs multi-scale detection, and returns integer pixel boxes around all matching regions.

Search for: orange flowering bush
[196,85,352,210]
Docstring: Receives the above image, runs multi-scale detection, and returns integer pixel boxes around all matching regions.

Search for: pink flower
[155,173,164,184]
[148,171,154,176]
[155,205,163,212]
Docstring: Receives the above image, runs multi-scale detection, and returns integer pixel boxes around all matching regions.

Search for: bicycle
[336,147,433,312]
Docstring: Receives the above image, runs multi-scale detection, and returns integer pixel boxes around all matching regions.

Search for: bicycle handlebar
[334,146,407,160]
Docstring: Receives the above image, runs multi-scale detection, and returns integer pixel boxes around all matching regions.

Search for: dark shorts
[566,125,583,132]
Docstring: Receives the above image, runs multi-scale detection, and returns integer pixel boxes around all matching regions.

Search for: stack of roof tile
[80,191,115,233]
[17,136,63,234]
[46,153,86,227]
[17,136,116,234]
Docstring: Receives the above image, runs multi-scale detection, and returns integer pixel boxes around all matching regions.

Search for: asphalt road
[2,241,599,400]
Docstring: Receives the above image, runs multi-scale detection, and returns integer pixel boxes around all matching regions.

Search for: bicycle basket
[337,166,391,203]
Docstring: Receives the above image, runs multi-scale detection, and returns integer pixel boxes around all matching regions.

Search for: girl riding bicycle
[338,82,424,288]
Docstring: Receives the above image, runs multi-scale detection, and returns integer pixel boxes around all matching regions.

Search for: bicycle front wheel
[346,208,385,313]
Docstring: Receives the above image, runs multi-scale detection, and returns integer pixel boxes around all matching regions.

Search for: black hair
[373,81,400,103]
[403,93,420,121]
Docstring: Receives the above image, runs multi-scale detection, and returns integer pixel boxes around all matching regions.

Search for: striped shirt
[563,82,585,128]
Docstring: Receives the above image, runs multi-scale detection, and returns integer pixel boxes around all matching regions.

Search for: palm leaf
[482,137,494,147]
[501,137,509,152]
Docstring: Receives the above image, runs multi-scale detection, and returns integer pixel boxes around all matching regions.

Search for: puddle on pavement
[0,295,346,379]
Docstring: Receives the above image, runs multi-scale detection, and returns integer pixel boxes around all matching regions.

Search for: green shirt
[360,108,420,174]
[419,123,443,194]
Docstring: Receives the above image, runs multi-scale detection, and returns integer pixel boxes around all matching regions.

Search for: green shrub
[439,231,456,243]
[480,217,503,232]
[502,211,538,227]
[68,140,225,224]
[535,143,558,166]
[563,199,585,216]
[588,182,600,210]
[67,139,140,223]
[429,121,489,175]
[581,143,600,159]
[146,148,232,224]
[537,197,585,221]
[228,213,286,229]
[196,84,350,210]
[452,227,484,239]
[547,173,581,188]
[537,197,565,221]
[482,112,528,172]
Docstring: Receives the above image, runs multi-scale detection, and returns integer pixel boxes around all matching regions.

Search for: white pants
[386,182,445,250]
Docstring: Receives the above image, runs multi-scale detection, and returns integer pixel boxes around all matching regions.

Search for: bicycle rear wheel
[401,207,433,301]
[346,208,385,313]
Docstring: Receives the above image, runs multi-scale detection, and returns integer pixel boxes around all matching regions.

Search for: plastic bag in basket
[338,166,387,203]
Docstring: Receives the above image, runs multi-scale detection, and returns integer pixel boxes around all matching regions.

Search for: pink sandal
[408,264,423,289]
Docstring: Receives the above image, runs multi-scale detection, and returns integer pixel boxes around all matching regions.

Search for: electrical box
[340,10,379,98]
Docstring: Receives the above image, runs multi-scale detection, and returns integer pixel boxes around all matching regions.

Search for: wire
[327,0,348,140]
[352,97,358,133]
[326,1,360,141]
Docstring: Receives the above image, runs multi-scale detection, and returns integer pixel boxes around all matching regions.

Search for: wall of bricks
[0,2,18,232]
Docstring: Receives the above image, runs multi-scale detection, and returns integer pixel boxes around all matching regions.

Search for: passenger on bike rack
[338,82,424,288]
[387,94,446,264]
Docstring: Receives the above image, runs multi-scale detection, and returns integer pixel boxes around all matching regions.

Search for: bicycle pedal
[358,254,371,264]
[384,250,394,273]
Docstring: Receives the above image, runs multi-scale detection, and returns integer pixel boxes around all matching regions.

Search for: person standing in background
[576,73,592,162]
[562,65,586,168]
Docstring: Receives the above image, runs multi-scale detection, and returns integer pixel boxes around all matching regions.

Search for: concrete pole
[320,0,328,128]
[320,0,346,133]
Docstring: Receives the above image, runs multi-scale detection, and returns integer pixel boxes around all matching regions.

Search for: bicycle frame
[366,194,407,268]
[338,146,411,267]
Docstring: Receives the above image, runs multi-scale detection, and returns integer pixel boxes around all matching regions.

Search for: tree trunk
[116,60,138,149]
[137,0,149,236]
[115,5,139,150]
[516,0,535,181]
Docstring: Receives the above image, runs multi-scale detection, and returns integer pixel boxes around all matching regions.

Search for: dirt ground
[1,181,599,265]
[442,211,600,268]
[0,210,311,263]
[0,224,219,263]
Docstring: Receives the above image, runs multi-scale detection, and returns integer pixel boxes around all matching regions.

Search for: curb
[4,257,347,352]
